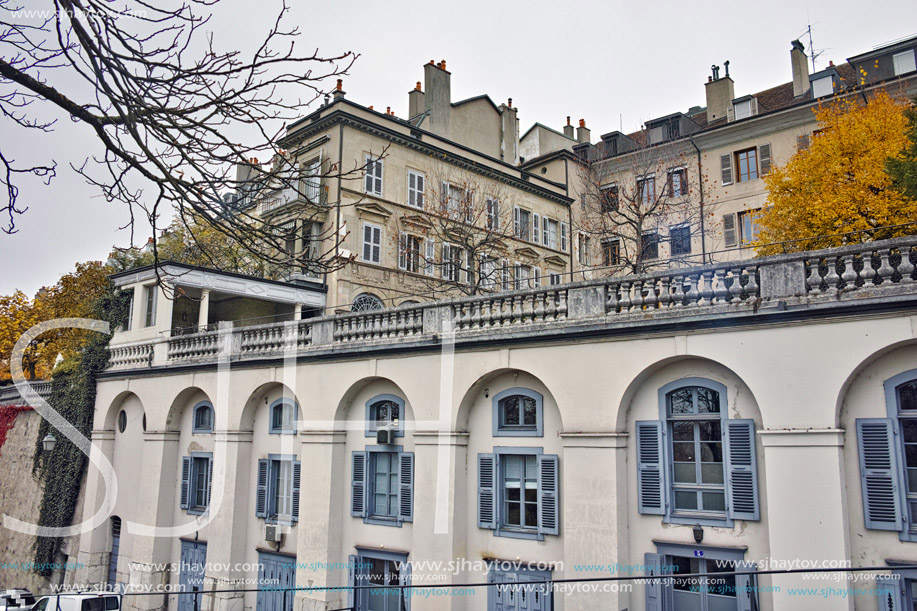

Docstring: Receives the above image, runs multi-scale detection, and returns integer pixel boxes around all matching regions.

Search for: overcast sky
[1,0,915,296]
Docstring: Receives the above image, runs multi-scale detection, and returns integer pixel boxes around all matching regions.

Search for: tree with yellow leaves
[754,91,917,255]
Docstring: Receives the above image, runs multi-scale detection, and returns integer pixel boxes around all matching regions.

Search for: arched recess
[834,338,917,427]
[613,355,763,432]
[164,387,213,432]
[332,376,415,433]
[237,382,303,433]
[454,368,565,434]
[102,390,146,432]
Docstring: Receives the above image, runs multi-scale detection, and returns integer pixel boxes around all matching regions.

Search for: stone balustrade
[105,236,917,372]
[0,380,52,404]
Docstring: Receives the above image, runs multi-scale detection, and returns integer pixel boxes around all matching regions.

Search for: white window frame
[811,75,834,98]
[407,169,425,209]
[143,285,157,328]
[362,222,382,264]
[894,50,917,76]
[364,155,383,196]
[486,198,500,231]
[733,99,752,120]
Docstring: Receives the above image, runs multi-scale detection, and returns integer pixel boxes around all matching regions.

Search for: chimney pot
[440,60,446,70]
[336,79,342,91]
[579,119,586,128]
[566,116,571,126]
[387,106,391,114]
[369,105,373,110]
[430,59,435,65]
[508,98,512,108]
[829,60,834,66]
[415,81,422,91]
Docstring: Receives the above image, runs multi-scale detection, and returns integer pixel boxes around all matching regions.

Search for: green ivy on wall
[30,286,130,576]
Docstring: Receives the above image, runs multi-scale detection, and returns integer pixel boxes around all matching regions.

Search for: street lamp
[42,434,56,452]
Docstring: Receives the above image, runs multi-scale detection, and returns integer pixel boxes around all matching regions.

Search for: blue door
[108,517,121,588]
[257,552,296,611]
[178,540,207,611]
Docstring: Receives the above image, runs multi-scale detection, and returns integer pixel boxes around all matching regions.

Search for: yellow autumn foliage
[754,91,917,255]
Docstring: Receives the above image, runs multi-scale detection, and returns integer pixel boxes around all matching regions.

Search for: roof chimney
[791,40,811,97]
[408,81,425,118]
[333,79,346,101]
[423,59,452,137]
[563,116,574,139]
[704,67,734,123]
[576,119,591,144]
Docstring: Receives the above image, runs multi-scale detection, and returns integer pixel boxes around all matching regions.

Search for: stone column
[758,429,852,611]
[559,432,630,611]
[74,430,116,586]
[126,430,180,611]
[203,431,252,611]
[198,290,211,330]
[293,304,303,321]
[295,431,346,611]
[410,430,469,611]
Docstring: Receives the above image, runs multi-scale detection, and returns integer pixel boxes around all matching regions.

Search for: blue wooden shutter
[255,459,269,518]
[643,552,664,611]
[876,574,903,611]
[735,560,757,611]
[398,452,414,522]
[291,460,301,523]
[352,451,367,517]
[478,453,497,529]
[537,454,559,536]
[180,456,191,509]
[726,419,760,521]
[856,418,904,531]
[636,421,665,515]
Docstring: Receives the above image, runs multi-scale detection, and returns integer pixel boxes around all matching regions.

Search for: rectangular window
[601,239,620,266]
[181,453,212,514]
[549,273,562,286]
[514,264,531,290]
[642,232,659,260]
[480,256,498,290]
[486,198,500,230]
[488,564,552,611]
[501,260,511,291]
[514,207,532,241]
[407,170,425,209]
[600,185,619,213]
[362,223,382,264]
[351,550,411,611]
[894,50,917,76]
[399,232,423,273]
[720,154,733,186]
[543,218,559,249]
[577,233,590,265]
[443,244,463,282]
[144,285,157,328]
[442,182,471,220]
[668,168,688,197]
[797,133,810,151]
[560,222,568,252]
[670,224,691,256]
[532,213,541,244]
[370,452,399,518]
[637,175,655,206]
[502,455,538,531]
[301,157,322,203]
[364,156,383,196]
[124,292,133,331]
[737,209,760,245]
[733,99,752,120]
[264,457,300,523]
[734,148,758,182]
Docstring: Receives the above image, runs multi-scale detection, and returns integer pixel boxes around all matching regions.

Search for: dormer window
[811,74,836,98]
[894,50,917,76]
[734,100,752,120]
[730,96,757,122]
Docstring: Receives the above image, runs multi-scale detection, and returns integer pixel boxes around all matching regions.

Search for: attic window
[734,100,753,121]
[894,50,917,76]
[811,75,834,98]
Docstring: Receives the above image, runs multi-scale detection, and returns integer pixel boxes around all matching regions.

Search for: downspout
[564,157,574,281]
[689,136,707,264]
[333,121,344,291]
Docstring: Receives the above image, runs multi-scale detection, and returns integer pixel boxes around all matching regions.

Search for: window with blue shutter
[255,459,269,518]
[648,544,758,611]
[180,456,192,510]
[643,553,665,611]
[181,454,213,515]
[255,455,300,524]
[492,388,544,437]
[478,448,561,540]
[352,549,411,611]
[487,563,552,611]
[645,378,760,526]
[352,446,414,527]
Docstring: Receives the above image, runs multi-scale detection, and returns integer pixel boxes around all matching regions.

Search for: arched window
[117,410,127,433]
[269,398,298,434]
[492,388,544,437]
[352,293,384,312]
[192,401,214,433]
[364,394,405,437]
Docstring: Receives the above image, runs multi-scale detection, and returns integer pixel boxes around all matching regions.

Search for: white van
[29,593,120,611]
[0,590,36,611]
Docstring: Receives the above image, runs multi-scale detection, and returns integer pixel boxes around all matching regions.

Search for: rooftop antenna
[804,4,825,71]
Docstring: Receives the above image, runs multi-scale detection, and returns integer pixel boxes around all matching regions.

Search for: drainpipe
[563,157,573,281]
[689,136,707,264]
[333,121,344,292]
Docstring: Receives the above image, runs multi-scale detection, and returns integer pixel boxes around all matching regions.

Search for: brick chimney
[423,60,451,137]
[791,40,810,97]
[704,67,734,123]
[408,81,425,119]
[576,119,591,144]
[563,116,575,139]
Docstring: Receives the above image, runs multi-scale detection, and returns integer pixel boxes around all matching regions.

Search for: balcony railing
[105,236,917,371]
[0,380,52,405]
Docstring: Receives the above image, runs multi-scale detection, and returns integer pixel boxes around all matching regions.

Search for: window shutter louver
[477,453,497,529]
[255,459,269,518]
[759,143,772,175]
[532,213,541,244]
[875,574,904,611]
[364,159,373,194]
[542,217,549,245]
[560,222,568,252]
[537,454,560,536]
[723,213,738,248]
[424,239,435,276]
[180,456,191,509]
[465,190,474,223]
[398,232,407,270]
[441,181,449,211]
[206,455,213,508]
[291,460,301,523]
[408,172,416,207]
[398,452,414,522]
[643,553,665,611]
[636,421,665,515]
[492,199,499,230]
[856,418,904,531]
[720,154,733,185]
[351,451,367,517]
[735,561,758,611]
[417,173,424,208]
[464,250,473,285]
[513,207,521,238]
[363,225,372,262]
[726,419,760,521]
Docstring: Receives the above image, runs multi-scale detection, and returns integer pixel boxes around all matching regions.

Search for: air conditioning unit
[264,523,287,542]
[376,427,396,445]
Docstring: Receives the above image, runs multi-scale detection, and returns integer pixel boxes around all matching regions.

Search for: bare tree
[574,135,713,275]
[392,171,522,297]
[0,0,362,275]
